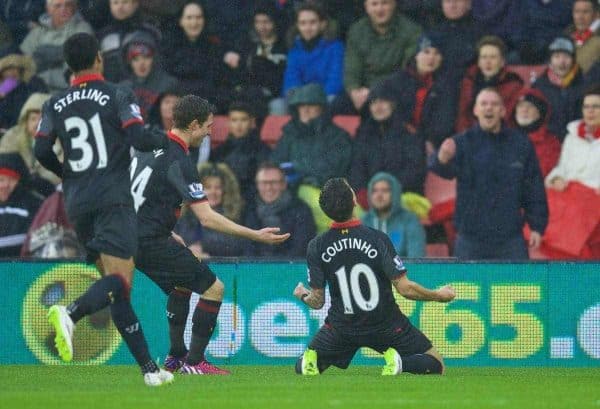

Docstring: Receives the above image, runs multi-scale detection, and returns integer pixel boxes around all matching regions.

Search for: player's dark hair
[172,95,215,129]
[319,178,354,222]
[63,33,100,73]
[228,101,256,117]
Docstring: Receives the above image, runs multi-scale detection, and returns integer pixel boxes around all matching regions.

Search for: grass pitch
[1,366,599,409]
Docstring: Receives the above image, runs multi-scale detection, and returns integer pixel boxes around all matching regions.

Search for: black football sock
[402,354,443,375]
[110,298,158,374]
[187,298,221,365]
[66,274,126,323]
[166,289,191,357]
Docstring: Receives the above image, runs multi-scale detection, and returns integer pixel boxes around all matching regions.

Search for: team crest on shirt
[129,103,143,120]
[393,255,406,271]
[187,183,205,200]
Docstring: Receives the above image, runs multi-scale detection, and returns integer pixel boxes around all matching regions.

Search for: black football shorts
[306,320,433,370]
[72,204,138,264]
[135,236,217,295]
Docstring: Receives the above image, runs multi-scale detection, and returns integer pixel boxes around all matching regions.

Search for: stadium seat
[332,115,361,138]
[508,65,546,87]
[424,172,456,223]
[426,243,450,258]
[210,115,229,148]
[260,115,291,147]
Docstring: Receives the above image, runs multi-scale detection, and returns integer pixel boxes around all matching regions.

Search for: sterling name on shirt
[321,238,378,263]
[53,89,110,113]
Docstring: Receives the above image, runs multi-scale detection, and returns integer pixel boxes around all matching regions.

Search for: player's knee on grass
[202,278,224,301]
[403,353,444,375]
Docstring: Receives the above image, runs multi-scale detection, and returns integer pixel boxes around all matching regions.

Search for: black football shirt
[306,220,409,334]
[35,74,144,217]
[131,131,208,239]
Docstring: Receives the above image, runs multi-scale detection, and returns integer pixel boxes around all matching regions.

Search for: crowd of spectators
[0,0,599,260]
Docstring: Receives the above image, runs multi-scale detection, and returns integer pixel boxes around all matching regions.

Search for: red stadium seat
[426,243,450,258]
[332,115,361,138]
[508,65,546,87]
[260,115,291,147]
[424,171,456,223]
[210,115,229,148]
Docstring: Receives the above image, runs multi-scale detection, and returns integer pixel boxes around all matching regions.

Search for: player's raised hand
[293,282,309,300]
[437,285,456,302]
[256,227,291,244]
[438,138,456,164]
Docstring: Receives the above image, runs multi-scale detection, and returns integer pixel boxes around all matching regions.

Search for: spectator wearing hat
[332,0,422,115]
[222,3,288,115]
[430,88,548,260]
[349,80,427,210]
[362,172,426,258]
[119,30,179,119]
[510,89,561,177]
[565,0,600,74]
[382,33,459,149]
[271,83,351,232]
[282,3,344,103]
[428,0,483,80]
[96,0,158,83]
[0,152,43,258]
[19,0,93,93]
[455,35,524,133]
[0,53,47,130]
[533,36,585,139]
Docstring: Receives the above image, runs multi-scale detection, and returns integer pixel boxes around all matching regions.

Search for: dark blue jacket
[429,124,548,242]
[523,0,573,46]
[383,65,459,148]
[428,13,483,78]
[533,68,584,140]
[283,37,344,97]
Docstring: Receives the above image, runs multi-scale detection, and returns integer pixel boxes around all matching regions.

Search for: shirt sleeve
[379,233,407,280]
[306,238,325,289]
[33,101,62,177]
[116,86,144,128]
[166,158,208,204]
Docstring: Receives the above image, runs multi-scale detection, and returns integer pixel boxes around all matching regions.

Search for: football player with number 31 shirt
[294,178,456,375]
[34,33,172,386]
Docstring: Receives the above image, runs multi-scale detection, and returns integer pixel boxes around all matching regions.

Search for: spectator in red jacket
[455,35,524,133]
[510,89,561,178]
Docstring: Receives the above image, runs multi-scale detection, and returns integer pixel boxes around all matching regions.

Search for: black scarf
[255,190,293,228]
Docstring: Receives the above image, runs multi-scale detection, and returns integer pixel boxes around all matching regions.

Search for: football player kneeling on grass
[293,178,455,375]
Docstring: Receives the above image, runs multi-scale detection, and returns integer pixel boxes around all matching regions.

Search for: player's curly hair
[319,178,354,222]
[197,162,244,222]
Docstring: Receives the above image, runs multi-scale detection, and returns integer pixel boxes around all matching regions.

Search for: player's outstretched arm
[190,201,290,244]
[392,274,455,302]
[293,282,325,309]
[123,123,168,152]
